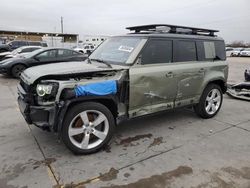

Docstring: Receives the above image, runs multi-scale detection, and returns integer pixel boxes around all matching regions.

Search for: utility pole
[61,16,64,34]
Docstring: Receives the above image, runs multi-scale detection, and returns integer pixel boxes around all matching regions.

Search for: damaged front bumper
[17,83,58,131]
[18,96,57,130]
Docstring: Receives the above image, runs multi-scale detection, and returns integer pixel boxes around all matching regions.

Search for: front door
[129,39,178,118]
[33,49,58,66]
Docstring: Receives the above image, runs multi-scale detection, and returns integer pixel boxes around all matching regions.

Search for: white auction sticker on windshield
[118,46,134,52]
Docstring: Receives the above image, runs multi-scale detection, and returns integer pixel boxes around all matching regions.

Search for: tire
[62,102,116,154]
[11,64,26,78]
[194,84,223,119]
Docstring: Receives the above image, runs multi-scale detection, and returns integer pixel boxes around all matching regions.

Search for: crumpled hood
[21,61,127,84]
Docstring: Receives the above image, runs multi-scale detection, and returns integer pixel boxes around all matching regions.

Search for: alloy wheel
[205,88,221,115]
[68,110,109,150]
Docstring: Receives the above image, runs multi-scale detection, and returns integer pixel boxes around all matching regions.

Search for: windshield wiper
[89,58,112,68]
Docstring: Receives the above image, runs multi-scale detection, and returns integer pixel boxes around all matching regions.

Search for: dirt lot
[0,57,250,188]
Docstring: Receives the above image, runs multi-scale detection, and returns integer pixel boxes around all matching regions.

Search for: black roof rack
[126,24,219,36]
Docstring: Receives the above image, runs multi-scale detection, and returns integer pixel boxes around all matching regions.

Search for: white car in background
[73,44,95,55]
[230,48,244,57]
[240,48,250,57]
[0,46,43,61]
[226,47,233,57]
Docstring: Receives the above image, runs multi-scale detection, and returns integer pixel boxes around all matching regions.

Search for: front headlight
[36,84,53,97]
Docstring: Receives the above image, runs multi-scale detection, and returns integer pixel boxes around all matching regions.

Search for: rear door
[129,38,178,117]
[172,39,207,107]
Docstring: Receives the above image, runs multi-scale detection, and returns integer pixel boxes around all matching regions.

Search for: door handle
[199,68,205,73]
[166,72,173,78]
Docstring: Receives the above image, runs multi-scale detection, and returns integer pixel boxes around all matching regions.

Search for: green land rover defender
[18,24,228,154]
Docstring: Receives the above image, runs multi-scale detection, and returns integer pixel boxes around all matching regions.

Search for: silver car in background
[0,46,42,61]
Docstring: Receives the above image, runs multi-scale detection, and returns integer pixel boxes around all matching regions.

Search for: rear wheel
[62,102,115,154]
[194,84,223,119]
[11,64,26,78]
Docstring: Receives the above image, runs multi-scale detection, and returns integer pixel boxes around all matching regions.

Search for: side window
[36,50,57,61]
[19,41,28,46]
[197,40,226,61]
[11,41,18,47]
[57,49,73,57]
[21,48,32,53]
[204,41,215,59]
[84,46,90,49]
[214,41,226,60]
[175,40,197,62]
[141,40,172,64]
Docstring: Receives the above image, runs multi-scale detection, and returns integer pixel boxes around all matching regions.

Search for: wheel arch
[56,96,118,133]
[10,63,27,70]
[9,63,27,75]
[206,79,227,93]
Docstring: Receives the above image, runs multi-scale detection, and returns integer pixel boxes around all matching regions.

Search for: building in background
[0,30,78,48]
[80,35,109,48]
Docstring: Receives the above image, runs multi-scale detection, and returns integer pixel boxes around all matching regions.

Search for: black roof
[126,24,219,37]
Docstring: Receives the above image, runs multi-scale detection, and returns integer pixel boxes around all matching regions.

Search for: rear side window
[204,41,216,59]
[214,41,226,60]
[175,40,197,62]
[73,51,80,55]
[58,49,73,57]
[197,40,226,61]
[141,39,172,64]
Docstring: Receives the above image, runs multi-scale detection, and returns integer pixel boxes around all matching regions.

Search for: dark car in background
[0,48,87,77]
[0,40,48,52]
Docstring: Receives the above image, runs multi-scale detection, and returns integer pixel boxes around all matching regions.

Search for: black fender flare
[55,95,118,137]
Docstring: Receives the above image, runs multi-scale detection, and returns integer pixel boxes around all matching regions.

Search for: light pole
[61,17,64,34]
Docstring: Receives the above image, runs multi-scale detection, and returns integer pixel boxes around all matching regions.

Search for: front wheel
[62,102,115,154]
[194,84,223,119]
[11,64,26,78]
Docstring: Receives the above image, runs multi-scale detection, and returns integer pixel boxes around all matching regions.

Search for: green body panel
[129,60,228,118]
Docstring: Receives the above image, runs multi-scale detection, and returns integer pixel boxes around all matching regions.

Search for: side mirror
[136,55,142,65]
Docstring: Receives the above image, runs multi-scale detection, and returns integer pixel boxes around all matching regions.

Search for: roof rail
[126,24,219,36]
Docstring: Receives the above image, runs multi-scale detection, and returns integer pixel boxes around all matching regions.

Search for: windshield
[89,37,143,64]
[22,48,44,58]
